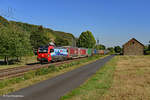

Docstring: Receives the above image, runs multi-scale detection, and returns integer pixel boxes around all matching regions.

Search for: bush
[7,79,17,84]
[48,65,55,69]
[0,82,6,89]
[59,67,64,70]
[48,65,59,72]
[145,51,150,55]
[15,77,23,83]
[24,72,35,80]
[35,69,44,76]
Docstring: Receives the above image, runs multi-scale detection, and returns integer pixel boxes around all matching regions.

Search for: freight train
[37,44,109,63]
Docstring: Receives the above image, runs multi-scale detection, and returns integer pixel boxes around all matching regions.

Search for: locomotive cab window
[50,49,54,53]
[38,48,48,53]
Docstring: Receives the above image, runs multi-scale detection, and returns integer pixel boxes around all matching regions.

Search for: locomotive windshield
[38,47,48,53]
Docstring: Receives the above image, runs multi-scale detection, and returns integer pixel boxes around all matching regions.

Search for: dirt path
[1,55,114,100]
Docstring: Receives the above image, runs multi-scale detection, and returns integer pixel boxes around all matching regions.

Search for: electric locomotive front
[37,45,69,63]
[37,45,54,63]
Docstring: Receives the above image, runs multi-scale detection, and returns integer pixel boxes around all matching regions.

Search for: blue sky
[0,0,150,47]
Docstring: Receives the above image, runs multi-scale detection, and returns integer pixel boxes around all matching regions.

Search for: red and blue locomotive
[37,45,69,63]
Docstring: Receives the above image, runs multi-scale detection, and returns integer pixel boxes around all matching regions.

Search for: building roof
[123,38,144,47]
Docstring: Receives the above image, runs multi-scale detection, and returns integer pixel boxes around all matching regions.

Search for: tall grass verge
[60,57,117,100]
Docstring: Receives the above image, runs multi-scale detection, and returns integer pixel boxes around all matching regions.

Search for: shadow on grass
[26,62,40,65]
[0,60,17,65]
[0,59,39,66]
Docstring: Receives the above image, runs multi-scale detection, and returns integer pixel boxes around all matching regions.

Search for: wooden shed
[123,38,144,55]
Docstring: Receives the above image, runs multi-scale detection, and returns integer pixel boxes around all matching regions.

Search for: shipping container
[78,48,87,57]
[87,48,92,56]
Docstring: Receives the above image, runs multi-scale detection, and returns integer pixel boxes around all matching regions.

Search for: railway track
[0,58,86,80]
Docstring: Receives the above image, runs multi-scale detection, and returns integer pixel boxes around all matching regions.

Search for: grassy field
[61,55,150,100]
[0,55,107,95]
[101,56,150,100]
[0,56,37,70]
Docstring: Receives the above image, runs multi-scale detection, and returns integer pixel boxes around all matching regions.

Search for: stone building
[123,38,144,55]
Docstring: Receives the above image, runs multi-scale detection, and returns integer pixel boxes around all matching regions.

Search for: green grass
[0,55,106,95]
[60,57,117,100]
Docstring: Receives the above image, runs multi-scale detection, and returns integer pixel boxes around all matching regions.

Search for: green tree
[148,41,150,51]
[0,25,32,64]
[107,47,115,54]
[95,44,106,50]
[30,26,51,49]
[114,46,122,53]
[54,36,69,46]
[77,30,96,48]
[0,27,9,64]
[145,41,150,55]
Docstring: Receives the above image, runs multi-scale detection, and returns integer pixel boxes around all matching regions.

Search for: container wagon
[78,48,87,57]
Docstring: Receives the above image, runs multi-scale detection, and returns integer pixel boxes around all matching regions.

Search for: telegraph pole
[96,37,100,45]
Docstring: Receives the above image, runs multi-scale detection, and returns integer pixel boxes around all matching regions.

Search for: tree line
[0,16,74,64]
[0,17,107,65]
